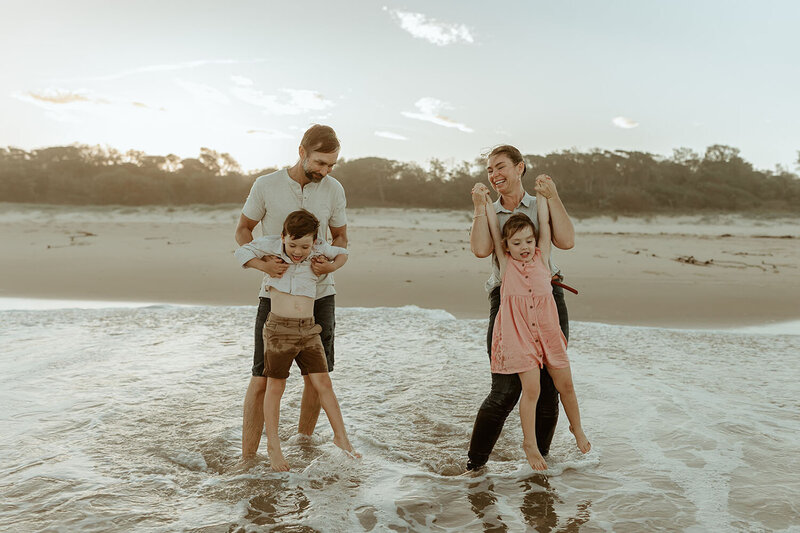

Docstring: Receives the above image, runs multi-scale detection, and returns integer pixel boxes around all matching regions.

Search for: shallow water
[1,303,798,532]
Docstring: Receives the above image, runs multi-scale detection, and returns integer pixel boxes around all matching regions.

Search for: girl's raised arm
[485,194,508,276]
[536,193,552,265]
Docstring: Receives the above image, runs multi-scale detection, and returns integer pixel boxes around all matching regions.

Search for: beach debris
[676,255,713,266]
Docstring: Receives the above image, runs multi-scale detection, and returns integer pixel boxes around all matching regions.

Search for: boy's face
[505,226,536,262]
[282,233,315,263]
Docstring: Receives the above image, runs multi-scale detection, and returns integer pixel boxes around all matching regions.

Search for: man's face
[282,233,315,263]
[301,149,339,183]
[487,154,523,195]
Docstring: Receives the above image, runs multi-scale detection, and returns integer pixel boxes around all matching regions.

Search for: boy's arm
[317,242,349,271]
[234,236,288,277]
[485,195,508,276]
[536,193,552,265]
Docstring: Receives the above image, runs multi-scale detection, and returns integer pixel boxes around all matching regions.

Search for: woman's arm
[535,175,574,249]
[470,184,493,258]
[536,193,552,266]
[485,193,507,276]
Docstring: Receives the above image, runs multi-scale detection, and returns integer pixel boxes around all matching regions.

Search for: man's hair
[282,209,320,239]
[501,213,537,250]
[487,144,527,176]
[301,124,340,154]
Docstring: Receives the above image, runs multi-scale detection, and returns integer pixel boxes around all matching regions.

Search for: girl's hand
[534,174,558,199]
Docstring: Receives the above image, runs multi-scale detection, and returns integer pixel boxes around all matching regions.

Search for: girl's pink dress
[491,248,569,374]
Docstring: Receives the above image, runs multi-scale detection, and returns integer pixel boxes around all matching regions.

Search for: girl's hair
[501,213,537,250]
[487,144,527,176]
[282,209,320,239]
[301,124,340,154]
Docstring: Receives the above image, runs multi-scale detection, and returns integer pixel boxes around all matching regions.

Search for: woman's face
[487,154,524,196]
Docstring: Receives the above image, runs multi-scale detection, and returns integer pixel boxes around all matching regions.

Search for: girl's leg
[519,368,548,470]
[264,377,290,471]
[547,366,591,453]
[307,372,360,457]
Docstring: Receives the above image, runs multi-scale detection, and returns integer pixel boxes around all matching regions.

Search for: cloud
[612,116,639,129]
[232,83,334,115]
[246,129,293,139]
[175,79,231,106]
[14,88,163,122]
[385,8,474,46]
[61,58,266,82]
[231,75,254,87]
[401,97,473,133]
[375,130,408,141]
[21,88,103,105]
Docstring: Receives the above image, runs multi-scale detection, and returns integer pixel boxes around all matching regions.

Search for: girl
[477,190,590,471]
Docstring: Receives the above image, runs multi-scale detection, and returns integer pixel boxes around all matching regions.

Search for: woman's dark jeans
[467,284,569,470]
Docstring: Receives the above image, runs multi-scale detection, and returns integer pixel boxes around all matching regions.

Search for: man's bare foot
[570,425,591,454]
[267,444,290,472]
[333,435,361,458]
[522,440,548,471]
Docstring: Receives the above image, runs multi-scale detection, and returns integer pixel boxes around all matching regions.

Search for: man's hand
[262,256,289,278]
[534,174,558,200]
[471,183,491,209]
[310,256,337,276]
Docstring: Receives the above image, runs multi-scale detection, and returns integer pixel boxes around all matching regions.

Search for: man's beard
[304,169,324,182]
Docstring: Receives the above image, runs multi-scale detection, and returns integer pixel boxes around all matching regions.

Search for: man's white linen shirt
[241,168,347,299]
[234,236,349,299]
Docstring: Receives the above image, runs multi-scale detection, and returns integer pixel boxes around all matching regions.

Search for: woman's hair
[301,124,340,154]
[487,144,526,176]
[282,209,320,239]
[501,213,537,250]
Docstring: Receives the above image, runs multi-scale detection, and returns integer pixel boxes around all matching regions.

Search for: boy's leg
[307,372,358,456]
[298,295,336,436]
[519,368,548,471]
[264,377,290,471]
[242,297,270,459]
[547,366,591,454]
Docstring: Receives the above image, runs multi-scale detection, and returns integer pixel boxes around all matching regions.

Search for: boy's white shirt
[235,236,348,299]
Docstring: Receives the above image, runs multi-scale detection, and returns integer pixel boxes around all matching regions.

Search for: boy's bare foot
[267,444,290,472]
[333,435,361,458]
[570,425,591,454]
[522,440,548,471]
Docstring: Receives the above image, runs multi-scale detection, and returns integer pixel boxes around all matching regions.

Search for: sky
[2,0,799,171]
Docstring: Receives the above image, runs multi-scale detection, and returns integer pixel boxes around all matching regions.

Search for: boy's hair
[501,213,538,250]
[282,210,320,240]
[487,144,527,176]
[301,124,340,154]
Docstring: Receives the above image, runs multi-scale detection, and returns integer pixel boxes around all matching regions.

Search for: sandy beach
[2,204,798,328]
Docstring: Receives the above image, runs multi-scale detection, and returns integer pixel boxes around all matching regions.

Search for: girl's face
[282,233,315,263]
[487,154,524,196]
[505,226,536,262]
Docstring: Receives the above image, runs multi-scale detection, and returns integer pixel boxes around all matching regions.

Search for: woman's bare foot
[333,435,361,458]
[522,440,548,471]
[267,444,290,472]
[570,425,591,454]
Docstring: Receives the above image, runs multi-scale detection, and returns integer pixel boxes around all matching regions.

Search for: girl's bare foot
[522,440,548,471]
[333,435,361,458]
[570,425,591,454]
[267,444,290,472]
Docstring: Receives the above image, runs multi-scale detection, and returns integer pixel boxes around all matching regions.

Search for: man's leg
[297,295,335,436]
[242,297,270,458]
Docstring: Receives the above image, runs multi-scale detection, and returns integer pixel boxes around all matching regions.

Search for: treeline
[1,144,799,214]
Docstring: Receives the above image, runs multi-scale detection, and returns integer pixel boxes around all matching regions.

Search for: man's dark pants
[252,295,336,376]
[467,284,569,470]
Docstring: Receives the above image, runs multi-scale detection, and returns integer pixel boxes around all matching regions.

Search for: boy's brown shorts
[262,313,329,379]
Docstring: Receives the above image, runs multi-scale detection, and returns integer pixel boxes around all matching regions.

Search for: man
[467,144,575,471]
[236,124,347,460]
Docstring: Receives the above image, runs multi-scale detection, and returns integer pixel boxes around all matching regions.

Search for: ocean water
[1,303,798,532]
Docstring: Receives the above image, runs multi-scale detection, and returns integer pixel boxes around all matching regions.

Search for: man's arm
[235,214,259,246]
[534,175,574,250]
[311,225,348,276]
[470,184,493,258]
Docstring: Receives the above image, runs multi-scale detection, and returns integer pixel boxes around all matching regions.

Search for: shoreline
[3,205,798,330]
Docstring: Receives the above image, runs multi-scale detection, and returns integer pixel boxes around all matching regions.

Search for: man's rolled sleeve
[320,243,349,260]
[329,186,348,227]
[241,181,266,222]
[234,245,261,268]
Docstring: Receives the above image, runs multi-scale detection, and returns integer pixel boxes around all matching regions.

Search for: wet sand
[2,204,798,328]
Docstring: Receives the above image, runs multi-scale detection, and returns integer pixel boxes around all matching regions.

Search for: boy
[235,209,358,471]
